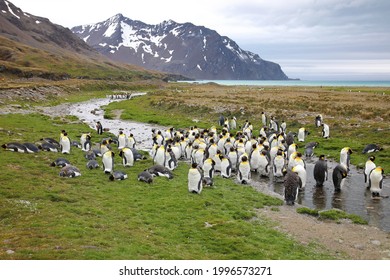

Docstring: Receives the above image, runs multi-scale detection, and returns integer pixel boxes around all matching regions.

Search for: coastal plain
[1,80,390,260]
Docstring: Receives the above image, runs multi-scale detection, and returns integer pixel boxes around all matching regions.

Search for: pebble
[371,240,381,246]
[6,249,15,255]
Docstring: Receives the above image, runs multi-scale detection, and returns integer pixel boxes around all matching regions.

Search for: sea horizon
[178,79,390,87]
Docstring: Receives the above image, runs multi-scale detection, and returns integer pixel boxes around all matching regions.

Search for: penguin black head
[241,156,248,162]
[109,174,115,181]
[191,163,198,168]
[369,155,376,161]
[319,154,326,160]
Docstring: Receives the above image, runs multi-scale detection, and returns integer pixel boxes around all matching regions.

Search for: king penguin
[292,164,307,190]
[321,123,330,139]
[138,170,153,184]
[188,163,203,194]
[59,164,81,178]
[220,155,232,178]
[313,155,328,187]
[109,170,128,181]
[332,164,348,192]
[203,158,215,179]
[2,142,27,153]
[368,167,384,199]
[119,147,134,167]
[273,149,286,178]
[60,132,71,154]
[340,147,353,172]
[237,155,251,184]
[117,130,127,150]
[364,156,376,188]
[153,145,166,166]
[102,150,115,174]
[284,170,300,205]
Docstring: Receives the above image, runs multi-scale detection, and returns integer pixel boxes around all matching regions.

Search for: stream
[67,96,390,232]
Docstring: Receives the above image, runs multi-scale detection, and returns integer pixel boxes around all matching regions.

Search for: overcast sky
[8,0,390,81]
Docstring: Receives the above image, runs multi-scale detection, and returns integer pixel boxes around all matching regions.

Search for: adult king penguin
[220,155,232,178]
[60,132,71,154]
[188,163,203,194]
[340,147,353,172]
[203,158,215,179]
[237,155,251,184]
[102,150,115,174]
[364,156,376,188]
[119,147,134,167]
[321,123,330,139]
[273,149,286,178]
[313,155,328,187]
[368,167,384,199]
[332,164,348,192]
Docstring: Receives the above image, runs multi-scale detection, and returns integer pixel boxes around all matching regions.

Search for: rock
[6,249,15,254]
[371,240,381,246]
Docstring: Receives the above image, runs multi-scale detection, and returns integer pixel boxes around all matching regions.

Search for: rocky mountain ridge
[72,14,289,80]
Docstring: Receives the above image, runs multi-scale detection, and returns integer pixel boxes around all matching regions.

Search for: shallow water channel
[67,97,390,232]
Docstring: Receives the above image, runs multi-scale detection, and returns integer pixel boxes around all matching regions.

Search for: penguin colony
[2,111,386,204]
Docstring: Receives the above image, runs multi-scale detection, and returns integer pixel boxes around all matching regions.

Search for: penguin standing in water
[237,155,251,184]
[364,156,376,188]
[321,123,330,139]
[119,147,134,167]
[284,170,300,205]
[313,155,328,187]
[60,132,71,154]
[340,147,353,172]
[273,149,286,178]
[368,167,384,199]
[188,163,203,194]
[102,150,115,174]
[220,155,232,178]
[332,164,348,192]
[257,149,270,177]
[292,164,307,190]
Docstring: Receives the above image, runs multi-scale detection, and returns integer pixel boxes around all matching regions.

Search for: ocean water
[178,80,390,87]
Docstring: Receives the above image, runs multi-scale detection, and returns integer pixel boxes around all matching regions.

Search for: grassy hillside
[0,35,167,82]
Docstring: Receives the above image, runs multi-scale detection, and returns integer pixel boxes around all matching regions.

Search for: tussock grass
[297,207,368,225]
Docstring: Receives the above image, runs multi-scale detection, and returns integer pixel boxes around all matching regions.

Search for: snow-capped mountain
[72,14,288,80]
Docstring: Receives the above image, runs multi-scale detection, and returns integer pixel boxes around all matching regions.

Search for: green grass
[0,113,337,260]
[297,207,368,225]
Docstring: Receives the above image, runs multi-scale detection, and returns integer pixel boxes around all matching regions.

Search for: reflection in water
[67,98,390,232]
